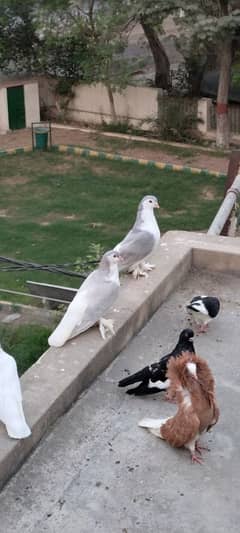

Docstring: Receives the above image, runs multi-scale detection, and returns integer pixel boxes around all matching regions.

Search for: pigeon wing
[48,269,119,346]
[161,406,200,447]
[115,229,155,269]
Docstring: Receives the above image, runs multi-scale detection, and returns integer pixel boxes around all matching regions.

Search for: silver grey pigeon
[114,195,160,279]
[0,345,31,439]
[48,250,122,346]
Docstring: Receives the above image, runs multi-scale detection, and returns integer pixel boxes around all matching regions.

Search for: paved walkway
[0,269,239,533]
[0,126,229,174]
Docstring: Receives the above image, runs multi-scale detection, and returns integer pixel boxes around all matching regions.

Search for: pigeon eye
[149,200,153,203]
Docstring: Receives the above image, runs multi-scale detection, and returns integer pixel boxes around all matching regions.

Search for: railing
[207,173,240,236]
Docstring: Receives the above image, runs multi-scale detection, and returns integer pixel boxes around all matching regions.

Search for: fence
[210,102,240,135]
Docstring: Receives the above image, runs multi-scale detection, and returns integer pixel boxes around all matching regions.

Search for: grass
[0,324,51,375]
[0,150,225,304]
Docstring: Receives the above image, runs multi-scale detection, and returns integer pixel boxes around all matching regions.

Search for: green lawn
[0,324,51,375]
[0,150,225,303]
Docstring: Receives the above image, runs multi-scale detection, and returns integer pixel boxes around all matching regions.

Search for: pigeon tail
[118,367,149,387]
[48,310,80,347]
[6,418,31,440]
[138,417,171,438]
[4,400,31,439]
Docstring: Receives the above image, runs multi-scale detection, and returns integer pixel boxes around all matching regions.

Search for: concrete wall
[67,83,159,129]
[24,82,40,127]
[0,88,9,133]
[38,79,215,136]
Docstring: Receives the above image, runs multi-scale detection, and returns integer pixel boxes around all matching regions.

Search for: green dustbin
[34,127,49,150]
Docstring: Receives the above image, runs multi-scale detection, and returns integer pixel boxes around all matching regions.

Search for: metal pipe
[207,173,240,236]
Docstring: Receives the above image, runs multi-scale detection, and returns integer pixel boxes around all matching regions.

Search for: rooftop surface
[0,266,239,533]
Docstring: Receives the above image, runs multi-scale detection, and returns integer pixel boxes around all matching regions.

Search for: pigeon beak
[118,255,124,262]
[155,202,160,209]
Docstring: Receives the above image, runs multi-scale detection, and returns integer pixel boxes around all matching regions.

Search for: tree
[139,15,171,90]
[38,0,142,121]
[175,1,240,148]
[0,0,141,122]
[0,0,41,74]
[110,0,180,90]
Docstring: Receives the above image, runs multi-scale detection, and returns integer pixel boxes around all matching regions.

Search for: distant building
[0,74,40,133]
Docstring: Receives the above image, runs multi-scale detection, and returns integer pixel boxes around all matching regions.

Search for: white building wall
[67,83,158,129]
[24,82,40,127]
[0,88,9,133]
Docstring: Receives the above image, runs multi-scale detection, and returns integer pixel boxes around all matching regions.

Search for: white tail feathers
[3,399,31,439]
[48,328,69,348]
[48,313,76,347]
[138,417,171,439]
[6,418,31,440]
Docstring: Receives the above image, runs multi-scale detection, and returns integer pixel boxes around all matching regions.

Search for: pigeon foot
[99,318,115,339]
[191,453,204,465]
[195,442,210,454]
[131,264,148,279]
[142,262,156,272]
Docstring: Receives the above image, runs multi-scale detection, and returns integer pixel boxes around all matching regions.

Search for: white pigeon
[114,195,160,279]
[48,250,122,347]
[0,345,31,439]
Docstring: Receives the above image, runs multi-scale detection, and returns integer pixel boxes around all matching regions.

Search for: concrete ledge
[0,230,240,489]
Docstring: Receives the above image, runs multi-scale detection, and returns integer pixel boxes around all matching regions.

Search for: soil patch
[0,127,229,175]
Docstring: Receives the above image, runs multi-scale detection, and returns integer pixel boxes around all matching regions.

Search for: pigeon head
[100,250,122,268]
[139,195,159,210]
[178,328,194,342]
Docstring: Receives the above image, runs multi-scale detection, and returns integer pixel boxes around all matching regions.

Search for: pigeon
[48,250,122,347]
[139,352,219,464]
[0,345,31,439]
[187,295,220,333]
[118,328,195,396]
[114,195,160,279]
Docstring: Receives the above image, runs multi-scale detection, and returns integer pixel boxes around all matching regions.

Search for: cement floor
[0,268,239,533]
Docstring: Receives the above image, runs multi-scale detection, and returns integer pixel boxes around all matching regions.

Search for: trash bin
[34,127,49,150]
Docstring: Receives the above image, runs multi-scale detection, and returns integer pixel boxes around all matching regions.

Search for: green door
[7,85,26,129]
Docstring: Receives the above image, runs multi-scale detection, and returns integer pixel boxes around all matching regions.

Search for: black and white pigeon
[186,295,220,333]
[118,328,195,396]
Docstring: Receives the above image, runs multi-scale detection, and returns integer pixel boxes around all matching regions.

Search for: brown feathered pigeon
[138,352,219,464]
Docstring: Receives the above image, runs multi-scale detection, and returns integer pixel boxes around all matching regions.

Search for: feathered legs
[99,318,115,339]
[195,441,210,454]
[186,438,204,465]
[129,261,156,279]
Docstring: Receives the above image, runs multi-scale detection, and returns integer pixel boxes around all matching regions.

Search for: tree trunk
[216,38,232,149]
[106,83,117,122]
[216,0,232,149]
[140,16,171,90]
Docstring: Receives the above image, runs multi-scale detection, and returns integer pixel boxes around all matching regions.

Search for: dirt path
[0,126,229,174]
